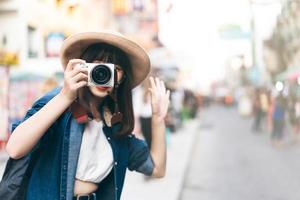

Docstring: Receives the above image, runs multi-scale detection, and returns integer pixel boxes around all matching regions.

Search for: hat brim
[60,32,150,88]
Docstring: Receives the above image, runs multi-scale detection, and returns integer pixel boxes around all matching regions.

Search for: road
[180,105,300,200]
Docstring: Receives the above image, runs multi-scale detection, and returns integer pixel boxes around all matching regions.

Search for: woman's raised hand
[148,77,170,121]
[60,59,88,101]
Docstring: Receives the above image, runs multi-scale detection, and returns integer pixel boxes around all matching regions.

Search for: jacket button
[114,162,118,166]
[107,137,111,140]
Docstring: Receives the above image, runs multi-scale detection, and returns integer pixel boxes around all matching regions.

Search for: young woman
[4,32,170,200]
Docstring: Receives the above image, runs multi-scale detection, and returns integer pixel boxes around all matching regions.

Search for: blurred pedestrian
[41,76,58,94]
[291,97,300,144]
[137,78,153,147]
[182,90,198,120]
[172,87,184,128]
[259,88,270,131]
[1,32,170,200]
[271,93,286,148]
[252,88,263,132]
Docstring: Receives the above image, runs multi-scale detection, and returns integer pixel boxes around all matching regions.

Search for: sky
[158,0,281,91]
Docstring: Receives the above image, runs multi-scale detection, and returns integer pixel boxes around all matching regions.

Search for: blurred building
[0,0,115,74]
[0,0,160,74]
[111,0,159,50]
[264,0,300,82]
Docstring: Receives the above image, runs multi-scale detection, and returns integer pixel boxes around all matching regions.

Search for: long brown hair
[78,43,134,137]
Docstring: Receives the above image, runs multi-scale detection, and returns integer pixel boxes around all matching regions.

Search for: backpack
[0,152,39,200]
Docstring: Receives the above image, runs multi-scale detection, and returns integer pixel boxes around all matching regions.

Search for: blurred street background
[1,0,300,199]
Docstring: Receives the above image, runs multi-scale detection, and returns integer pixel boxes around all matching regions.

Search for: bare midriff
[73,179,98,196]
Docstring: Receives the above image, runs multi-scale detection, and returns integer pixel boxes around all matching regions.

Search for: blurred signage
[28,26,39,58]
[114,0,158,35]
[148,47,177,67]
[46,32,65,57]
[0,50,19,66]
[219,24,251,40]
[248,66,260,85]
[132,0,144,11]
[112,0,129,15]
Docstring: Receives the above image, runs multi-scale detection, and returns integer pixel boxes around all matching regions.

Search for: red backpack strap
[70,101,89,124]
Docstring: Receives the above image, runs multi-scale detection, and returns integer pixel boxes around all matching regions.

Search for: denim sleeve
[10,88,60,152]
[127,134,154,176]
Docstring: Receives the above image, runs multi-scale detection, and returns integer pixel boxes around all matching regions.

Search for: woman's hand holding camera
[60,59,88,101]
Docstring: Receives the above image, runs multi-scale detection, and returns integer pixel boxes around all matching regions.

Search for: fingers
[148,76,171,118]
[69,67,88,78]
[72,72,88,83]
[149,76,169,97]
[74,80,88,89]
[64,59,89,90]
[155,77,162,94]
[148,76,171,106]
[65,59,86,72]
[149,77,162,93]
[148,87,155,98]
[160,79,166,94]
[65,59,88,81]
[61,59,88,100]
[149,77,157,92]
[165,89,171,106]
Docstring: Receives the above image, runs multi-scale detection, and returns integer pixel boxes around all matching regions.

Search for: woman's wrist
[57,91,75,106]
[151,114,166,124]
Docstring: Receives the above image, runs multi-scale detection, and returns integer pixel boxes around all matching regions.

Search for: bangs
[81,43,127,67]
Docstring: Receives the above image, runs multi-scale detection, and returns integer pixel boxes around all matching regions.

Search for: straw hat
[60,31,151,88]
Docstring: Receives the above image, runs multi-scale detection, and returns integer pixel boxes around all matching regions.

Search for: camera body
[81,63,115,87]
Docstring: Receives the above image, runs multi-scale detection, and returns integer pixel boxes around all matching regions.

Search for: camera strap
[70,101,89,124]
[110,69,123,125]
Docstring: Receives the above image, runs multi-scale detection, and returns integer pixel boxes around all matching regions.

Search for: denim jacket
[10,87,154,200]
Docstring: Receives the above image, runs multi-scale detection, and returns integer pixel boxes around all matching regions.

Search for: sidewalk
[0,150,9,178]
[121,119,199,200]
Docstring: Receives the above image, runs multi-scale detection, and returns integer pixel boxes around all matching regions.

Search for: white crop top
[75,120,114,183]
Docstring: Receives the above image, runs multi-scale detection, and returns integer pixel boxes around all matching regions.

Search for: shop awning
[10,72,47,81]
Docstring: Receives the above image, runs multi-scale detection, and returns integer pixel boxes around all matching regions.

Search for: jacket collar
[66,117,85,200]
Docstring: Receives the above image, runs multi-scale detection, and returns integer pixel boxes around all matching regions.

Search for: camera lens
[91,64,112,85]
